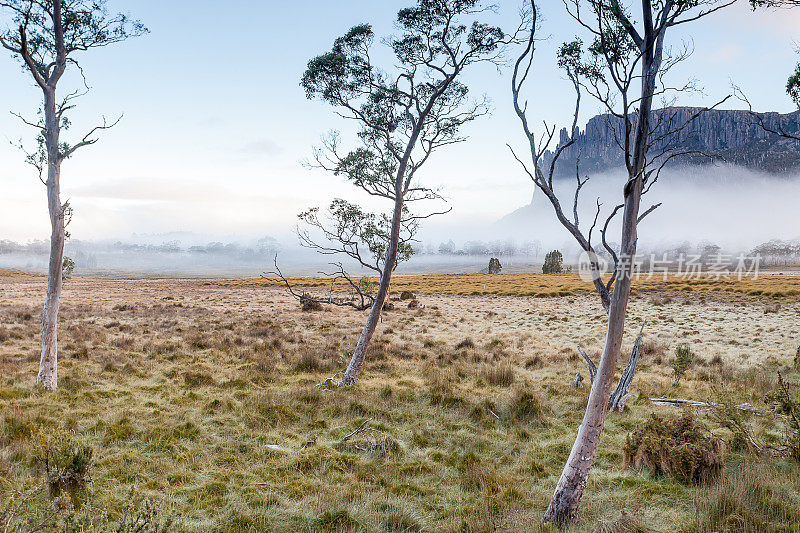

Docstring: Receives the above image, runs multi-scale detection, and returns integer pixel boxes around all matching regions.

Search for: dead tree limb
[608,321,646,412]
[649,398,789,419]
[264,255,375,311]
[576,321,645,412]
[340,418,374,443]
[577,346,596,384]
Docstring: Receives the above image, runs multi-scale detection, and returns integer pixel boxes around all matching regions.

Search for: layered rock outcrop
[542,107,800,175]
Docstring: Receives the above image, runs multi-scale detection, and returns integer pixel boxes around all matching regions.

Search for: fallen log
[649,397,789,419]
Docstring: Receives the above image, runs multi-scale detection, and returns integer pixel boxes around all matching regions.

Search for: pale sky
[1,1,798,245]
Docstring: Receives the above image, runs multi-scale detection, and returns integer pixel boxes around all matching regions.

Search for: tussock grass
[687,460,800,532]
[0,278,798,531]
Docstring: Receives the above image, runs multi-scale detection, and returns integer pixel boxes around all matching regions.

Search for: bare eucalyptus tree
[300,0,514,387]
[0,0,146,390]
[508,0,733,526]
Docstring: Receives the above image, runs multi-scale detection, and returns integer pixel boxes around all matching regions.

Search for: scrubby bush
[1,430,173,532]
[672,343,694,385]
[623,411,724,484]
[766,372,800,462]
[455,338,476,350]
[488,257,502,274]
[542,250,563,274]
[399,290,415,300]
[300,294,323,312]
[294,350,322,373]
[34,430,93,502]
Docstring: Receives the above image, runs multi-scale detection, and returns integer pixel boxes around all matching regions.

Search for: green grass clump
[688,460,800,532]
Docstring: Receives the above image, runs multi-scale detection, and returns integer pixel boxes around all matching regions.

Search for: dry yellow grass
[1,276,798,531]
[0,269,44,279]
[213,272,800,299]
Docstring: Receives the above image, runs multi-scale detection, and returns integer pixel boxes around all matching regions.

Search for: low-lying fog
[1,165,798,277]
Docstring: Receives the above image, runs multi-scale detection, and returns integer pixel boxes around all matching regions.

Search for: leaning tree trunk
[337,107,432,387]
[542,240,637,526]
[544,42,662,526]
[339,181,405,387]
[37,87,64,391]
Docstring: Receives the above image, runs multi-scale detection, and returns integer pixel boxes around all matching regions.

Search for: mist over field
[1,164,796,277]
[493,164,800,251]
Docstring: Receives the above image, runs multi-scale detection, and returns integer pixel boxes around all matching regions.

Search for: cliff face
[542,107,800,175]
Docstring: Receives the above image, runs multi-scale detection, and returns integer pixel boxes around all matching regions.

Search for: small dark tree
[0,0,146,390]
[300,0,514,387]
[542,250,563,274]
[488,257,502,274]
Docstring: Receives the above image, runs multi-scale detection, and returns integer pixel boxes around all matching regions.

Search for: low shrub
[672,343,694,385]
[504,386,546,425]
[766,372,800,462]
[36,432,93,501]
[623,411,723,484]
[455,338,476,350]
[183,371,215,388]
[294,351,321,373]
[300,294,323,312]
[640,338,666,359]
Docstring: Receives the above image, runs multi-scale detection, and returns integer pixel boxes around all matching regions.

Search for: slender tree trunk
[543,184,641,526]
[339,184,405,387]
[544,44,662,526]
[37,87,64,391]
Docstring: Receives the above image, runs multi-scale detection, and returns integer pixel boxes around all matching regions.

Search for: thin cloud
[240,139,283,156]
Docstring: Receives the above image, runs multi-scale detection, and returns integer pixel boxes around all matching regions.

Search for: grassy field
[216,272,800,299]
[1,274,799,531]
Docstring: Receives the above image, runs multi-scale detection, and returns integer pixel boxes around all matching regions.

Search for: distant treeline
[0,237,281,265]
[414,239,543,257]
[416,238,800,266]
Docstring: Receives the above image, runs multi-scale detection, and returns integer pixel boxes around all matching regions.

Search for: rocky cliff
[541,107,800,175]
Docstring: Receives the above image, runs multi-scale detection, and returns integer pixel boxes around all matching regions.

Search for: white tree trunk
[37,88,64,391]
[544,43,662,525]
